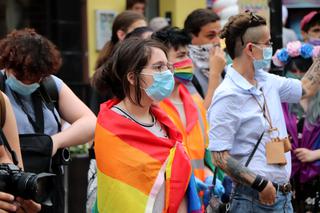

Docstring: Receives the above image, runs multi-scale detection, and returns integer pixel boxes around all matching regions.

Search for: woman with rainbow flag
[91,38,202,213]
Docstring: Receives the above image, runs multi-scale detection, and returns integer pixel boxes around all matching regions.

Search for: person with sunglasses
[208,11,320,212]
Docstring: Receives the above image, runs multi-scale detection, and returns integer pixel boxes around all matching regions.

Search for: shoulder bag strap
[39,79,61,132]
[245,131,265,167]
[0,91,6,128]
[0,129,18,165]
[11,90,44,133]
[212,131,265,186]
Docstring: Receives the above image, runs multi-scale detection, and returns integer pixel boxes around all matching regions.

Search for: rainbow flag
[94,99,202,213]
[173,58,194,83]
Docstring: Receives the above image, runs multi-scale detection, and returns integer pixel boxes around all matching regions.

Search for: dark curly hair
[220,11,266,59]
[0,28,62,82]
[152,26,191,50]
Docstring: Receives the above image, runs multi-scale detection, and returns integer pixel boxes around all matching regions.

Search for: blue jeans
[229,185,293,213]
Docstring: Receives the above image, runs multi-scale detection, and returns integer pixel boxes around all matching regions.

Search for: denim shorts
[229,184,293,213]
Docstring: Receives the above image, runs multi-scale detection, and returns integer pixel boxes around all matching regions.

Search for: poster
[95,10,116,51]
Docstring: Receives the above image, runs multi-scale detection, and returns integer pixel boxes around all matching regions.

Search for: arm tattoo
[302,57,320,98]
[212,151,256,186]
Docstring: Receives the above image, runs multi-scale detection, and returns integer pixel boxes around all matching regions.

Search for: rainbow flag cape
[94,99,202,213]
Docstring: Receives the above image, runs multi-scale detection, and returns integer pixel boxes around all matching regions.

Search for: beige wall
[87,0,126,76]
[159,0,206,28]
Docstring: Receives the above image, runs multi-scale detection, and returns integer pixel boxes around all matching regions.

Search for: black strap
[0,72,5,92]
[245,131,265,167]
[212,131,265,187]
[41,77,59,112]
[11,91,44,133]
[32,91,45,133]
[39,82,61,132]
[0,129,18,165]
[212,163,218,190]
[191,76,205,98]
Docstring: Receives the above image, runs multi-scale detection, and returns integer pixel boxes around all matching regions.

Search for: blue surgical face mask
[6,75,40,96]
[252,46,273,71]
[141,70,174,101]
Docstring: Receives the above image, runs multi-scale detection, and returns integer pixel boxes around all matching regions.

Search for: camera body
[0,163,55,204]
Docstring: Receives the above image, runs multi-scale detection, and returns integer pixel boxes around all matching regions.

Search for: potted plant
[67,144,90,213]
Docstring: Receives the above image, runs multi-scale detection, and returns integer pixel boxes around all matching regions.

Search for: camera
[52,148,70,166]
[0,163,55,204]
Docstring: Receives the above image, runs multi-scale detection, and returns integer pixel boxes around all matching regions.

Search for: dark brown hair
[95,11,145,69]
[0,28,62,82]
[152,26,191,51]
[126,0,146,10]
[220,11,266,59]
[92,38,167,105]
[184,9,220,36]
[302,13,320,32]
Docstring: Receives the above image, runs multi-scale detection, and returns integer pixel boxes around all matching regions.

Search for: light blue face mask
[141,70,174,101]
[6,75,40,96]
[253,46,273,71]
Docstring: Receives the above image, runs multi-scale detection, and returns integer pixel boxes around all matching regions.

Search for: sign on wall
[95,10,117,51]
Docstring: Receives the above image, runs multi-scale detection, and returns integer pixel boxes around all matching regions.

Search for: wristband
[251,175,268,192]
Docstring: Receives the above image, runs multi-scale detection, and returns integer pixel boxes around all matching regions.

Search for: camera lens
[15,172,55,203]
[32,173,56,203]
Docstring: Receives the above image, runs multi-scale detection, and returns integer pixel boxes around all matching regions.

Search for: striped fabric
[94,99,202,213]
[159,84,207,181]
[173,58,194,83]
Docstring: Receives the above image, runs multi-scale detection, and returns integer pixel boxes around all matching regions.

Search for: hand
[203,176,225,207]
[0,192,16,213]
[15,197,41,213]
[294,148,318,162]
[258,181,276,205]
[208,46,226,76]
[195,177,207,192]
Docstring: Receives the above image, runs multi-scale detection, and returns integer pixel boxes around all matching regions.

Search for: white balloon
[218,5,240,19]
[212,0,238,9]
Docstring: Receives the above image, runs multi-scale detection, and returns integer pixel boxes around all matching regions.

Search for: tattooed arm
[211,151,255,186]
[211,150,276,205]
[301,57,320,99]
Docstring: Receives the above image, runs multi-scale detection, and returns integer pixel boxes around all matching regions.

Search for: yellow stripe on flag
[97,170,148,213]
[95,124,163,195]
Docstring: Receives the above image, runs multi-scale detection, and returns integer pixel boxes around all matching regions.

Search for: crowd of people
[0,0,319,212]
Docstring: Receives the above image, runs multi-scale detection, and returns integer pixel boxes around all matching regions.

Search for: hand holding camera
[0,163,55,206]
